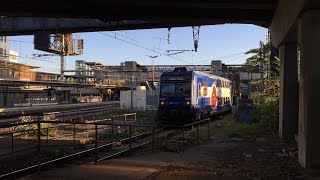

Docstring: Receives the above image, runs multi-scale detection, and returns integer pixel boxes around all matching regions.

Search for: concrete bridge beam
[279,24,299,140]
[298,9,320,169]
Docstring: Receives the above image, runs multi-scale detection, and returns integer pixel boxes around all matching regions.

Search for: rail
[0,103,120,125]
[0,112,214,179]
[0,115,157,179]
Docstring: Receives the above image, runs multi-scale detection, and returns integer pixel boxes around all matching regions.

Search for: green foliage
[251,77,280,135]
[215,119,265,138]
[245,41,270,73]
[245,39,280,135]
[245,41,280,77]
[190,126,210,143]
[71,97,79,102]
[15,115,57,137]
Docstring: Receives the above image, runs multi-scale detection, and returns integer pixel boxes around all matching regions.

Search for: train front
[157,71,194,125]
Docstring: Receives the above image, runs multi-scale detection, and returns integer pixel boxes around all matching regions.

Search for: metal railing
[0,115,157,179]
[180,118,211,151]
[0,112,213,179]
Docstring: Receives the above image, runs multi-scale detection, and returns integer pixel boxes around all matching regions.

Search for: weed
[15,115,57,137]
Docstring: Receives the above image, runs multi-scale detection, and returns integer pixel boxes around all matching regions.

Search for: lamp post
[146,55,159,87]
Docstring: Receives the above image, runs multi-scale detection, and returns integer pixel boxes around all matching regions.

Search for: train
[157,68,233,125]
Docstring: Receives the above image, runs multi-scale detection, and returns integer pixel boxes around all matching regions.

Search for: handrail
[182,118,210,128]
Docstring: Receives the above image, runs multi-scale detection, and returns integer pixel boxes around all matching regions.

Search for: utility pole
[152,58,155,84]
[146,55,159,88]
[60,34,65,82]
[131,74,134,109]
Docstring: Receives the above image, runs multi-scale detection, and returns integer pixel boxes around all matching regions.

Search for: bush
[251,77,280,135]
[215,118,265,138]
[15,115,57,137]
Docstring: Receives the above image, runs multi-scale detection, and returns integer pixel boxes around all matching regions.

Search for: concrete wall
[120,90,158,110]
[0,36,9,62]
[239,72,261,81]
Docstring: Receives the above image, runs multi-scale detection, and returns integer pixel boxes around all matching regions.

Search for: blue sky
[9,24,267,73]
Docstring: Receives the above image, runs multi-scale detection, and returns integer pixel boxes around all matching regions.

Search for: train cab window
[217,80,221,87]
[198,83,201,97]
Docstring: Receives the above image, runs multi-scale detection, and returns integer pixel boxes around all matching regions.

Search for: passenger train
[157,68,233,125]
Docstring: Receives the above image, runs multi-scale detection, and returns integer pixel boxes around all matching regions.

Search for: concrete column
[279,31,299,139]
[298,9,320,169]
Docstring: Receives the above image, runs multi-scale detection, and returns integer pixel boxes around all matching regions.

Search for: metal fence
[0,113,157,178]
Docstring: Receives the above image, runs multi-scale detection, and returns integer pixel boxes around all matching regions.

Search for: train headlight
[160,101,165,105]
[186,101,190,105]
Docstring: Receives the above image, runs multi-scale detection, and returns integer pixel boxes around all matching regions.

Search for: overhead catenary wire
[59,18,195,65]
[194,51,247,64]
[7,19,251,72]
[8,39,33,44]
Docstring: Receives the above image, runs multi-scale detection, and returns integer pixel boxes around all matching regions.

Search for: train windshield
[160,82,191,97]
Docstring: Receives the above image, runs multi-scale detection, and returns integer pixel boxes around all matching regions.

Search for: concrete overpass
[0,0,276,35]
[0,0,319,170]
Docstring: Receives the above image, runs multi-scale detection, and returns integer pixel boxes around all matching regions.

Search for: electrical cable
[59,18,195,65]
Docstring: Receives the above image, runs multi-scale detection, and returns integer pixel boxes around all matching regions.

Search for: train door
[191,74,197,105]
[197,79,204,107]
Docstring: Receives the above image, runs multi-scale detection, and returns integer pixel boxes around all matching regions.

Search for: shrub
[15,115,57,137]
[252,77,280,135]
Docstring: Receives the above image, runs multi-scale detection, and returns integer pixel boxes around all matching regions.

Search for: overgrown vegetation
[214,117,265,138]
[96,109,156,125]
[245,39,280,135]
[15,115,57,137]
[251,78,280,135]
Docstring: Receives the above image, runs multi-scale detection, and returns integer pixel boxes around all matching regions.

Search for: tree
[245,41,270,75]
[246,41,281,135]
[245,41,279,78]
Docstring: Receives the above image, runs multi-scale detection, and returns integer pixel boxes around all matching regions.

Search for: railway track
[0,112,227,179]
[0,103,120,125]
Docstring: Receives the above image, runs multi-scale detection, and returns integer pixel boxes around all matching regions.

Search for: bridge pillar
[298,9,320,169]
[279,25,299,140]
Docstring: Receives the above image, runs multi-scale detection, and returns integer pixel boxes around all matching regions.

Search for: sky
[9,24,267,74]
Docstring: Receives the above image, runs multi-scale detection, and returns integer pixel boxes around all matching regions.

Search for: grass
[190,126,210,143]
[188,114,265,142]
[95,109,157,125]
[213,115,265,138]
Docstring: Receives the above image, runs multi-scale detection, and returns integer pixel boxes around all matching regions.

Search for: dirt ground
[148,133,307,179]
[21,132,309,180]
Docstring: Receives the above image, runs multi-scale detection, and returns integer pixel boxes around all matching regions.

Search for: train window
[198,83,201,97]
[217,80,221,87]
[203,87,208,96]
